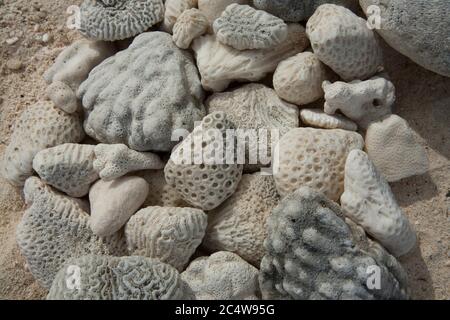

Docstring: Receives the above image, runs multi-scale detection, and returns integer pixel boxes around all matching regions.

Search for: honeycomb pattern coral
[213,4,288,50]
[78,32,205,152]
[2,101,85,186]
[33,144,98,197]
[259,187,409,299]
[79,0,165,41]
[47,255,189,300]
[273,128,364,201]
[165,112,243,210]
[125,206,207,271]
[16,177,127,288]
[306,4,383,81]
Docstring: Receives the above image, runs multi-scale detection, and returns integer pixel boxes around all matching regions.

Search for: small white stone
[6,37,19,45]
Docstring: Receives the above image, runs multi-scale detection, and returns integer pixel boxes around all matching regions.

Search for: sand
[0,0,448,300]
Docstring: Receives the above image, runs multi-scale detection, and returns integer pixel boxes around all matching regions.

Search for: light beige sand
[0,0,448,299]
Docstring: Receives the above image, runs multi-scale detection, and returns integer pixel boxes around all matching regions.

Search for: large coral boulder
[78,31,206,152]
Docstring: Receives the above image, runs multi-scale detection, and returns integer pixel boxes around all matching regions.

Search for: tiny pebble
[42,33,51,43]
[445,260,450,267]
[6,37,19,45]
[6,59,23,71]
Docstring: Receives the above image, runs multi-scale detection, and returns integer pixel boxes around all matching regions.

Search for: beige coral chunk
[173,8,209,49]
[125,206,207,271]
[306,4,383,81]
[33,143,98,197]
[213,4,288,50]
[2,101,84,186]
[165,112,243,211]
[273,128,364,200]
[162,0,198,33]
[273,52,327,105]
[323,76,395,129]
[16,177,127,288]
[89,176,149,237]
[204,174,280,266]
[341,150,417,257]
[192,23,309,92]
[300,108,357,131]
[198,0,250,25]
[365,115,429,182]
[181,251,260,300]
[93,143,165,181]
[206,83,299,172]
[43,39,116,113]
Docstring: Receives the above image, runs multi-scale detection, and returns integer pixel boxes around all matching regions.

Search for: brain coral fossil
[341,150,417,257]
[16,177,127,288]
[259,187,409,300]
[125,206,207,271]
[47,255,189,300]
[213,4,288,50]
[78,32,206,152]
[79,0,165,41]
[2,101,85,187]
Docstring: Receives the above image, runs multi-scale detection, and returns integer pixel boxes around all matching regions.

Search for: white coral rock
[43,39,116,113]
[341,150,417,257]
[204,174,280,266]
[323,76,395,129]
[300,108,357,131]
[192,23,309,91]
[16,177,127,288]
[125,206,207,271]
[162,0,198,33]
[172,8,209,49]
[93,143,164,181]
[198,0,250,25]
[89,176,149,237]
[33,144,98,197]
[273,128,364,201]
[365,115,429,182]
[273,52,327,105]
[213,4,288,50]
[165,112,243,211]
[2,101,84,186]
[306,4,383,81]
[181,251,260,300]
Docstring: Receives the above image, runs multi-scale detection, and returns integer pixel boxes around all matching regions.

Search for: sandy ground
[0,0,448,300]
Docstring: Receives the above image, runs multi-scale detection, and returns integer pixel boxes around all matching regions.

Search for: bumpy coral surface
[33,144,98,197]
[47,255,188,300]
[300,109,357,131]
[273,52,327,105]
[259,187,409,299]
[323,76,395,128]
[93,144,164,181]
[172,8,209,49]
[204,174,280,266]
[306,4,383,81]
[165,112,243,210]
[365,115,429,182]
[341,150,417,257]
[79,0,165,41]
[213,4,288,50]
[192,23,309,91]
[16,177,127,288]
[89,176,149,237]
[125,206,207,271]
[182,251,260,299]
[2,101,84,186]
[78,32,205,152]
[274,128,364,201]
[162,0,198,33]
[198,0,250,24]
[43,39,116,113]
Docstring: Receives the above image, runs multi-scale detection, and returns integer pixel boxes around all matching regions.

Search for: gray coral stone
[78,32,206,152]
[47,255,190,300]
[360,0,450,77]
[259,187,409,300]
[79,0,165,41]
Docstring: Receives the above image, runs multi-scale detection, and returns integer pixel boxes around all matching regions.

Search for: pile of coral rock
[3,0,447,300]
